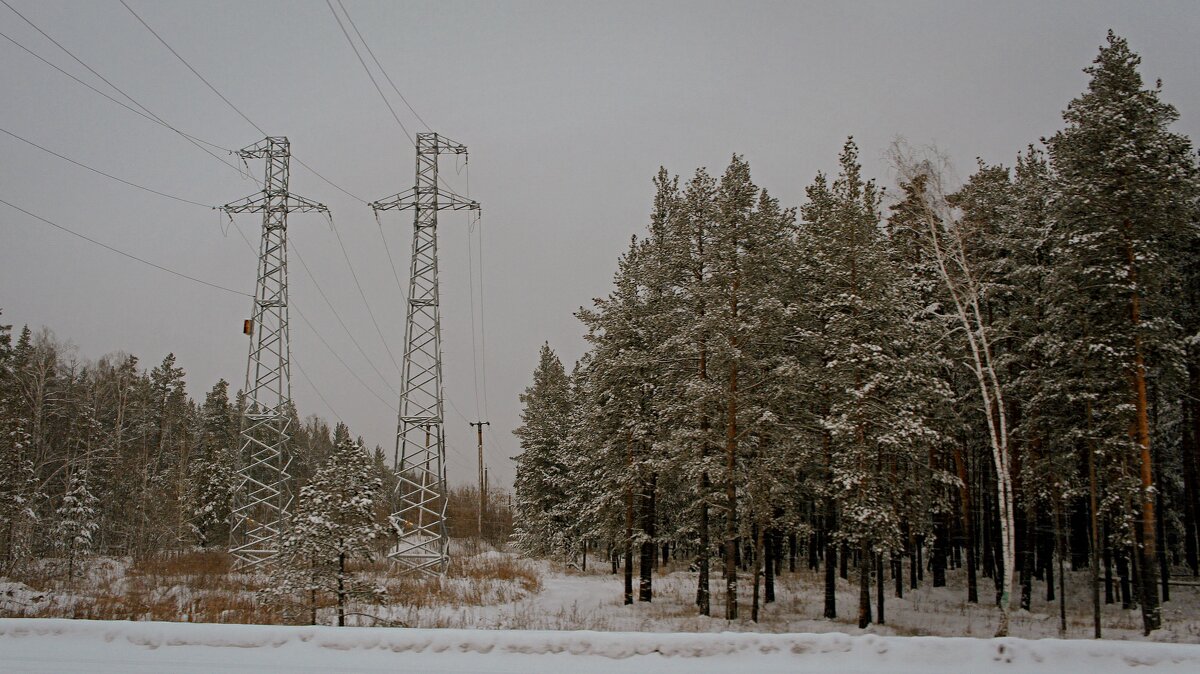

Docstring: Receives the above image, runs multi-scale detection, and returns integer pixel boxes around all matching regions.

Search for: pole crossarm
[374,131,479,577]
[223,191,330,215]
[222,136,327,572]
[369,188,479,213]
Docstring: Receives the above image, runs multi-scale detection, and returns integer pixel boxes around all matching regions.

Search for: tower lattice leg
[372,132,480,576]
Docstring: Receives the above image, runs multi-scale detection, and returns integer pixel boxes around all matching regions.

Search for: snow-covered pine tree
[54,466,98,581]
[657,167,725,616]
[512,343,572,557]
[1045,31,1199,635]
[189,379,238,548]
[801,138,946,628]
[1,326,41,571]
[708,155,759,620]
[0,318,36,571]
[576,239,661,604]
[271,430,385,626]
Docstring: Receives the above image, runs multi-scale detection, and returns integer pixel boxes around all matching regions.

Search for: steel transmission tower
[371,132,479,576]
[223,137,328,570]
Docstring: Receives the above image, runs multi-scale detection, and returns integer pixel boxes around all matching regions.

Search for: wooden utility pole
[470,421,490,537]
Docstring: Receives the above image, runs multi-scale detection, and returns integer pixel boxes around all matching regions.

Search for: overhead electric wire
[374,210,410,308]
[4,119,400,428]
[0,126,213,209]
[117,0,366,204]
[119,0,404,378]
[324,0,414,146]
[336,0,431,132]
[0,196,249,298]
[467,219,482,418]
[0,3,412,456]
[293,356,344,424]
[0,30,229,155]
[112,0,484,475]
[218,218,396,409]
[0,0,243,175]
[294,306,394,413]
[289,237,401,397]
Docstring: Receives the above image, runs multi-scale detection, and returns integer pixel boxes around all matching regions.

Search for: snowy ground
[4,551,1200,670]
[3,618,1200,673]
[370,557,1200,642]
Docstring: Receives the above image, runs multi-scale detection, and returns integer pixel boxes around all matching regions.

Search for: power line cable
[336,0,431,132]
[0,196,249,297]
[0,126,214,209]
[288,236,401,396]
[119,1,259,135]
[221,206,401,410]
[0,30,230,154]
[293,356,344,424]
[0,0,243,174]
[373,209,410,310]
[120,0,366,203]
[7,120,400,433]
[324,0,414,146]
[293,305,394,413]
[469,167,492,422]
[4,114,401,409]
[224,219,405,438]
[325,214,405,374]
[119,0,403,377]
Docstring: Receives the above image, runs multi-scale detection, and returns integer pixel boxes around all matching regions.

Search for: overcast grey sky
[2,0,1198,489]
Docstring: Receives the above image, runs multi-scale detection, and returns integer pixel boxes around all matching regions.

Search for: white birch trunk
[918,183,1016,637]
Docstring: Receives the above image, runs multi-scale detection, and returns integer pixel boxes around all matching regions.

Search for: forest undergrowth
[4,549,1198,641]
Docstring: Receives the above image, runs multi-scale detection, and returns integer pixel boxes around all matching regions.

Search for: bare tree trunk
[724,357,738,620]
[624,434,634,606]
[638,473,656,602]
[824,500,837,620]
[337,551,346,627]
[764,527,775,603]
[954,444,978,603]
[897,156,1016,635]
[857,540,872,628]
[1126,239,1160,634]
[876,551,885,625]
[751,525,763,622]
[1186,358,1200,576]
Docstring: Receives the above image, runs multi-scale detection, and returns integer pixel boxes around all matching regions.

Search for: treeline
[511,33,1199,637]
[0,318,514,580]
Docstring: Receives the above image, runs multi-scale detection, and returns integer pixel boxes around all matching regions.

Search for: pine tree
[1046,31,1199,635]
[0,318,35,570]
[512,343,573,557]
[189,379,238,548]
[271,432,385,626]
[54,467,98,581]
[802,139,946,627]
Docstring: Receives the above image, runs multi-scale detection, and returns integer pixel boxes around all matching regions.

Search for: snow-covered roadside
[3,618,1200,673]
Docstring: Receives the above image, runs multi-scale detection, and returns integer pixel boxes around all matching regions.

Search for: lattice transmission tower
[371,132,480,576]
[223,137,328,570]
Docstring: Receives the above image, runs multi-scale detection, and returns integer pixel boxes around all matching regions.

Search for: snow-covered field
[3,618,1200,673]
[4,551,1200,670]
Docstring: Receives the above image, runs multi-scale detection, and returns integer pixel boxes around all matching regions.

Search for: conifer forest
[3,5,1200,670]
[511,33,1200,638]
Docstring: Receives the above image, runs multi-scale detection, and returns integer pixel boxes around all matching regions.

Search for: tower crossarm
[370,188,479,213]
[222,191,329,215]
[233,136,290,160]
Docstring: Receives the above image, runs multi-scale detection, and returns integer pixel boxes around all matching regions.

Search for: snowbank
[3,618,1200,673]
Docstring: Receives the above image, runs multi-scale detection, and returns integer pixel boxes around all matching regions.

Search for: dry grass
[3,550,282,624]
[1,549,542,627]
[375,554,541,611]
